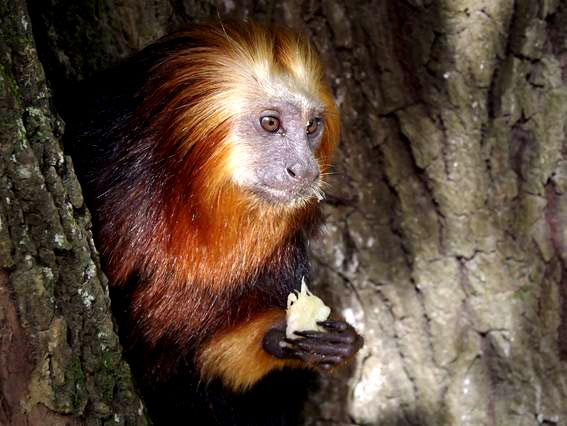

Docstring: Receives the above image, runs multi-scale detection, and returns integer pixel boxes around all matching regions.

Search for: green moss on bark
[0,1,149,424]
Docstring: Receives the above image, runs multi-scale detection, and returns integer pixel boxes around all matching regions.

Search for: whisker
[310,183,326,202]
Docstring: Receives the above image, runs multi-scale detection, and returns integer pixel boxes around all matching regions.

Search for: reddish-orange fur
[96,22,339,390]
[197,309,304,391]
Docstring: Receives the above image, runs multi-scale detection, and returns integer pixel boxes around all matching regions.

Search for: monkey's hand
[262,320,363,370]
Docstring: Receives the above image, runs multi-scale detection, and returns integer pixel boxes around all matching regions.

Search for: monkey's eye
[260,116,280,133]
[306,118,321,135]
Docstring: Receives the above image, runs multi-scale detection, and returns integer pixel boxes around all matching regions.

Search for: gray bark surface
[305,1,567,425]
[0,1,148,424]
[12,0,567,425]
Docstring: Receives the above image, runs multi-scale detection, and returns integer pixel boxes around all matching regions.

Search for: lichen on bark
[0,0,148,424]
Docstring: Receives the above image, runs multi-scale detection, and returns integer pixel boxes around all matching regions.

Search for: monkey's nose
[285,162,320,185]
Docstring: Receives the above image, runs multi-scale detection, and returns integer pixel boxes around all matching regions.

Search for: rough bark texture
[0,1,148,424]
[14,0,567,425]
[307,1,567,424]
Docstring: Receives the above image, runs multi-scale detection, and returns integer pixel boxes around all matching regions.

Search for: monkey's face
[230,99,326,206]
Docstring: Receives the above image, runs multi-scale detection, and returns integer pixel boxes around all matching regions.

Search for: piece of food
[286,278,331,340]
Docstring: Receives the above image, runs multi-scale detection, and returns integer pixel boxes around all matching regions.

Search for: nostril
[285,162,319,183]
[286,165,299,178]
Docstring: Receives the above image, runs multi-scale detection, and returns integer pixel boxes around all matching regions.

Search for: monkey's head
[229,76,330,206]
[94,21,339,286]
[141,21,339,211]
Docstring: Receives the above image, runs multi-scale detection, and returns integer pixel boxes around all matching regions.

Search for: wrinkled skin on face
[231,99,326,206]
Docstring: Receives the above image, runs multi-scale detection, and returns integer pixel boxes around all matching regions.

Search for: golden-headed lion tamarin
[70,20,362,425]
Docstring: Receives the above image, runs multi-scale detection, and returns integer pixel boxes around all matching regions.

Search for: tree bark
[0,1,148,424]
[305,1,567,425]
[16,0,567,425]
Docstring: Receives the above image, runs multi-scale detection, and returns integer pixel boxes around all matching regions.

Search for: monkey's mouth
[254,183,324,205]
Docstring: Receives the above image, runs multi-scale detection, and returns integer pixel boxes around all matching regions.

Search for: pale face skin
[231,98,325,206]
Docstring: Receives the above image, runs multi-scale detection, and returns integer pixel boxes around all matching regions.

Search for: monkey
[68,21,363,425]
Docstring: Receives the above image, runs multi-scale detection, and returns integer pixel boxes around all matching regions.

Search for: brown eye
[260,116,280,133]
[306,118,321,135]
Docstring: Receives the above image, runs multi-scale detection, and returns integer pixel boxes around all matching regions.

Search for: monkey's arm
[197,309,362,392]
[197,309,302,392]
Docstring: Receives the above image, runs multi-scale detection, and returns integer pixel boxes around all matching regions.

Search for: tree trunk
[0,1,148,424]
[305,1,567,425]
[16,0,567,425]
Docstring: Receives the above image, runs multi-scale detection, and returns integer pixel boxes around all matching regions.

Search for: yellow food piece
[286,278,331,340]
